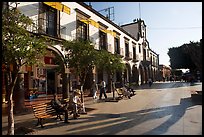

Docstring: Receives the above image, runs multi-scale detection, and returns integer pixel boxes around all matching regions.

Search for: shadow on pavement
[61,97,201,135]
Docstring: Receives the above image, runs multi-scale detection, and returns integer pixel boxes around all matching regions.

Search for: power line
[147,27,201,30]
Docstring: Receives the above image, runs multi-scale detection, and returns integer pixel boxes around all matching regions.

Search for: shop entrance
[47,69,56,94]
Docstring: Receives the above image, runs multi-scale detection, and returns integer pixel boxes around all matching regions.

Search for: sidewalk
[2,82,202,135]
[2,91,120,135]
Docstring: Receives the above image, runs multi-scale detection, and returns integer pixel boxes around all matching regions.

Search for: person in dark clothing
[148,78,153,87]
[99,80,107,100]
[51,93,69,123]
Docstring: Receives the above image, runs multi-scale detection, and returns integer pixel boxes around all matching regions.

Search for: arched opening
[24,46,67,99]
[132,65,139,85]
[139,65,144,85]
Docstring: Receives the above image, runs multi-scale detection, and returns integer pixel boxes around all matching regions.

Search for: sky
[85,2,202,67]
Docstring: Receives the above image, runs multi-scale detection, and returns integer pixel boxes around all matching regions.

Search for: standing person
[99,80,107,100]
[148,78,153,87]
[92,80,98,99]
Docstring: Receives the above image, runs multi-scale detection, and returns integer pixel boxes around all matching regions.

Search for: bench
[115,88,125,99]
[32,102,63,128]
[115,88,131,99]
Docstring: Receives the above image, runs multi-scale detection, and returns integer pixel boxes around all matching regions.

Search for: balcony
[99,42,108,51]
[132,54,140,62]
[27,18,66,40]
[124,52,132,61]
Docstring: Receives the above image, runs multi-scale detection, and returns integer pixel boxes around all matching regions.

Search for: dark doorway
[47,69,55,94]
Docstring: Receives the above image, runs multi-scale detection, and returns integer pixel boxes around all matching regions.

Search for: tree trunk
[107,74,112,93]
[13,73,25,113]
[7,72,18,135]
[80,85,87,114]
[7,93,14,135]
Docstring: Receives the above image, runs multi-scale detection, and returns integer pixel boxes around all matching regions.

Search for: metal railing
[27,17,68,39]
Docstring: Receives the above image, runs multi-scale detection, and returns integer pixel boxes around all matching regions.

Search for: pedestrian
[69,89,82,119]
[148,78,153,87]
[51,93,69,123]
[99,80,107,100]
[92,80,98,99]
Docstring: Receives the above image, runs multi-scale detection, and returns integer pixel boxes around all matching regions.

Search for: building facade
[158,64,171,81]
[2,2,159,101]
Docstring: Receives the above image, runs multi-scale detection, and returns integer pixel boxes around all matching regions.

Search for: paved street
[2,81,202,135]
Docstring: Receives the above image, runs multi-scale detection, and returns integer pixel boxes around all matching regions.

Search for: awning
[43,2,70,15]
[80,19,116,37]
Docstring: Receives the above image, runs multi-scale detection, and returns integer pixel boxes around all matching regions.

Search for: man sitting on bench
[51,93,69,123]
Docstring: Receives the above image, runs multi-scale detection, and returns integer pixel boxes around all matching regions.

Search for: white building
[4,2,159,97]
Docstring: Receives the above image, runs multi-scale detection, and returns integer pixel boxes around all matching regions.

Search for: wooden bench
[115,88,132,99]
[32,102,63,128]
[115,88,124,99]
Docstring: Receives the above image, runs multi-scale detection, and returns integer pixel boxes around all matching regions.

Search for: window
[114,37,120,54]
[76,20,88,41]
[75,8,91,41]
[43,3,58,37]
[143,48,146,60]
[147,49,149,57]
[133,47,136,59]
[139,44,141,53]
[99,30,107,50]
[125,42,129,57]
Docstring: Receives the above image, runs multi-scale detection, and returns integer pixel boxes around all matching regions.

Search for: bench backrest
[115,88,124,95]
[32,102,57,118]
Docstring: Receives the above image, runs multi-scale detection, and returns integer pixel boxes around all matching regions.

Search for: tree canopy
[63,39,97,86]
[167,40,201,71]
[2,6,49,135]
[95,50,125,75]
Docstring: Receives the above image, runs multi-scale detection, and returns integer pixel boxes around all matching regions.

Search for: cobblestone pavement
[2,82,202,135]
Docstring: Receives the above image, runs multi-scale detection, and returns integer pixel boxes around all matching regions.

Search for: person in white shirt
[70,89,82,119]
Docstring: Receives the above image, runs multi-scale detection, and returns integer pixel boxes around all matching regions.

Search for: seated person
[122,87,131,99]
[69,89,82,119]
[51,93,69,122]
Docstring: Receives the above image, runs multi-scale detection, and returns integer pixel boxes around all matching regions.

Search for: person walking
[92,80,98,99]
[99,80,107,100]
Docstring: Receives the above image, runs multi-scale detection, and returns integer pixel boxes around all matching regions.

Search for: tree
[95,50,125,100]
[63,39,98,113]
[182,40,202,74]
[2,6,48,135]
[168,45,196,70]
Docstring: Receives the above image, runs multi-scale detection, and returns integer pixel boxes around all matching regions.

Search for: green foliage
[182,40,202,72]
[62,39,125,85]
[167,44,197,70]
[96,50,125,75]
[2,7,48,70]
[63,39,97,84]
[2,6,50,135]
